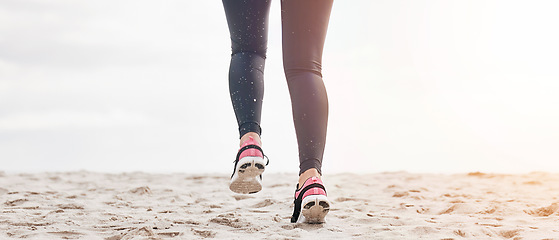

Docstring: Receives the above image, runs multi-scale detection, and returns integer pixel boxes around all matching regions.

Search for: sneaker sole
[299,194,330,223]
[229,156,266,194]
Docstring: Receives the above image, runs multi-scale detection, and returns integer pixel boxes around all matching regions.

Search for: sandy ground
[1,171,559,239]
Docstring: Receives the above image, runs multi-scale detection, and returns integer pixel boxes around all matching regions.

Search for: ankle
[240,132,261,147]
[298,168,321,188]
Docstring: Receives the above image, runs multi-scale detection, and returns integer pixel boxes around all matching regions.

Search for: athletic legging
[222,0,333,175]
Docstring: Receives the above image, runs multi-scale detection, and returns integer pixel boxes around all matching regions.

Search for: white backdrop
[1,0,558,173]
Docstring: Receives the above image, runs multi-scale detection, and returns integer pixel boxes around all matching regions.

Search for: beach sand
[1,171,559,239]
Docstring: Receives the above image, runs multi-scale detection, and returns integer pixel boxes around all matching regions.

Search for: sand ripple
[1,171,559,239]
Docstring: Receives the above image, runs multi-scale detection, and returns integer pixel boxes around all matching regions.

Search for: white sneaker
[290,177,330,223]
[229,137,268,194]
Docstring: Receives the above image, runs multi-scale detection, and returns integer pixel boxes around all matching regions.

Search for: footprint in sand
[252,199,275,208]
[439,203,477,215]
[157,231,181,237]
[499,229,521,238]
[173,219,201,226]
[233,195,254,201]
[115,227,156,240]
[4,198,28,206]
[129,186,152,195]
[454,229,467,237]
[57,203,84,210]
[47,231,84,239]
[281,224,295,230]
[210,213,250,229]
[392,192,409,198]
[191,228,216,238]
[525,203,559,216]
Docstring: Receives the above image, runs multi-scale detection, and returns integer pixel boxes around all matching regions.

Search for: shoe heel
[300,194,330,223]
[229,156,266,194]
[240,157,266,177]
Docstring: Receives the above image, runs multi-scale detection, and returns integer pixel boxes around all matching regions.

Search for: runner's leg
[222,0,271,139]
[281,0,333,176]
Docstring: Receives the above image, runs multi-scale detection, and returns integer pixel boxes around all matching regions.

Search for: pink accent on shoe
[295,177,327,200]
[239,137,263,159]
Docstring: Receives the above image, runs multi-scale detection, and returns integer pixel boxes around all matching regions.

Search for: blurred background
[1,0,558,174]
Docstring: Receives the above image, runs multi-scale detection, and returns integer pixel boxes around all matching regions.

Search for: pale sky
[1,0,558,174]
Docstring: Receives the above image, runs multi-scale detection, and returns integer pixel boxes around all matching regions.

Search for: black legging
[223,0,333,175]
